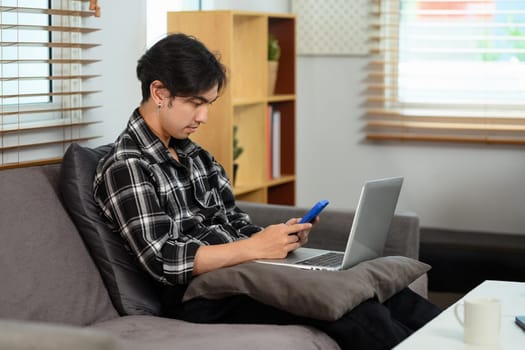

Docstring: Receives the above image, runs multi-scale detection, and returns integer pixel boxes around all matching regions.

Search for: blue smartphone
[299,200,329,224]
[516,316,525,332]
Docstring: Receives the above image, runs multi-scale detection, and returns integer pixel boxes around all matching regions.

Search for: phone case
[299,200,329,223]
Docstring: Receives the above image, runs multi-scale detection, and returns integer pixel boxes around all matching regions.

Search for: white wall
[84,0,147,147]
[296,56,525,235]
[146,1,198,47]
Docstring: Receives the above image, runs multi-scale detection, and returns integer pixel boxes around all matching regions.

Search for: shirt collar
[127,108,201,164]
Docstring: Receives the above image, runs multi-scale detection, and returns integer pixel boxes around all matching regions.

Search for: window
[0,0,101,168]
[2,0,50,106]
[366,0,525,144]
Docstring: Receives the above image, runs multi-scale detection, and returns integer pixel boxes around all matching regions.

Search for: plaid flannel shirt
[93,109,262,286]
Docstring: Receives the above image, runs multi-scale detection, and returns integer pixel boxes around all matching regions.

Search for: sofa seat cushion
[60,143,162,316]
[0,164,117,326]
[183,256,430,321]
[0,319,123,350]
[91,315,340,350]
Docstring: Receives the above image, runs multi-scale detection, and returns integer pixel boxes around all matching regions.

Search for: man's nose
[195,106,209,124]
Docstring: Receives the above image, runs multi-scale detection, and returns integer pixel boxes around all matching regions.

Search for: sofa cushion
[0,319,123,350]
[183,256,430,321]
[92,315,340,350]
[0,164,117,325]
[60,143,161,316]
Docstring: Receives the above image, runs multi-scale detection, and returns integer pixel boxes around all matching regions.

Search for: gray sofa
[0,163,426,350]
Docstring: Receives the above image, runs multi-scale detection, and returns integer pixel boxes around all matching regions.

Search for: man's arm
[192,222,312,275]
[95,158,227,285]
[95,157,313,284]
[187,158,314,275]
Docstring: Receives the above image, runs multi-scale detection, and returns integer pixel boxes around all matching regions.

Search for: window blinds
[0,0,101,168]
[367,0,525,144]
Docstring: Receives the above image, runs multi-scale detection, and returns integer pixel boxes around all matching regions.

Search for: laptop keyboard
[298,252,344,267]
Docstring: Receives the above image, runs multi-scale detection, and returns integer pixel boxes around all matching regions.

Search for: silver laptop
[256,177,403,271]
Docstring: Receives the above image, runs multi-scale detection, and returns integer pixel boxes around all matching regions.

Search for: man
[94,33,439,350]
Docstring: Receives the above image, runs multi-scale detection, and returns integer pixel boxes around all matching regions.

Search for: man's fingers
[287,233,300,243]
[286,222,311,233]
[287,242,301,252]
[298,231,308,240]
[285,217,300,225]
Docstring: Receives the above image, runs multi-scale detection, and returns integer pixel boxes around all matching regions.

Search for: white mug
[454,297,501,345]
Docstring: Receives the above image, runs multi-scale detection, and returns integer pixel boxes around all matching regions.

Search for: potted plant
[268,34,281,95]
[232,125,244,186]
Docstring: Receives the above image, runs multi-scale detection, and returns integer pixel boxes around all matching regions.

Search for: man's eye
[186,96,214,107]
[189,99,207,107]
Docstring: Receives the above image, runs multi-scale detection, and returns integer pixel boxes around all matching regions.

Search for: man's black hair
[136,33,227,103]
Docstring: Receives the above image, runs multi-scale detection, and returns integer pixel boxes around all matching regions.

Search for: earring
[157,103,161,116]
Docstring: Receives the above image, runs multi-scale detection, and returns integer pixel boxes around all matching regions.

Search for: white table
[395,280,525,349]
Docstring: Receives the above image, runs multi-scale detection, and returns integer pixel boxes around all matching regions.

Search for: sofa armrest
[0,319,123,350]
[237,201,420,259]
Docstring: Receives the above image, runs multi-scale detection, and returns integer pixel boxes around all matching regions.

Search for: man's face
[158,84,219,140]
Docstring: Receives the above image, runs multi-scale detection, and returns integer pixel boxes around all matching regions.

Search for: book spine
[271,109,281,179]
[267,105,273,180]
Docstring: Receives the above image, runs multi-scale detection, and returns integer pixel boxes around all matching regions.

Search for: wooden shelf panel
[268,94,296,103]
[233,94,295,106]
[268,181,295,206]
[233,97,266,106]
[235,187,267,203]
[233,103,267,186]
[233,184,265,196]
[234,176,296,202]
[267,174,295,187]
[231,15,267,100]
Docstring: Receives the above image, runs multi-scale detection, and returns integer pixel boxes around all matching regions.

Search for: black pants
[166,288,441,350]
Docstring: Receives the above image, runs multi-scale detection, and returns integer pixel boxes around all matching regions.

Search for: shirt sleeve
[95,158,203,286]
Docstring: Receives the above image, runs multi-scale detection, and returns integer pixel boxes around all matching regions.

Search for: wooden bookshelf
[167,11,296,205]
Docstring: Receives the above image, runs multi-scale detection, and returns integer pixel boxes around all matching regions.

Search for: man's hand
[247,222,312,259]
[192,217,318,276]
[284,216,319,247]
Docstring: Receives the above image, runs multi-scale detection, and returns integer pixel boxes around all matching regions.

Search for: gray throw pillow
[59,143,161,316]
[183,256,430,321]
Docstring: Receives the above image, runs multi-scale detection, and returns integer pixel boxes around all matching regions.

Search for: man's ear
[150,80,168,106]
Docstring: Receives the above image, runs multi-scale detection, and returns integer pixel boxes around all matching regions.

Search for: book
[271,109,281,179]
[267,105,273,180]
